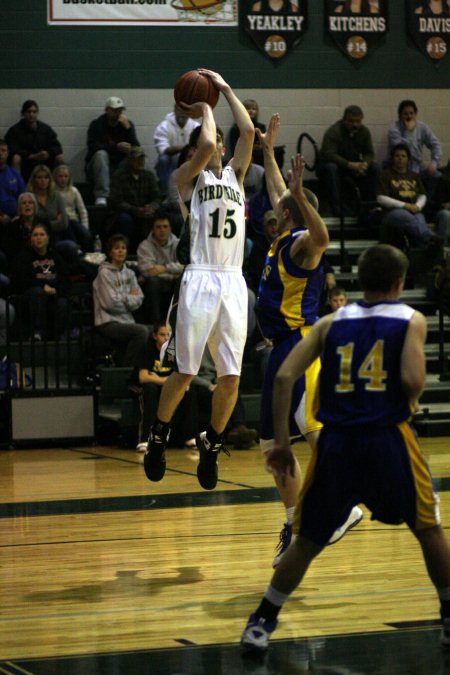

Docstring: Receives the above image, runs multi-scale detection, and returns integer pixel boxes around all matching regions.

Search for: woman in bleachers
[11,222,70,340]
[27,164,74,247]
[93,234,149,366]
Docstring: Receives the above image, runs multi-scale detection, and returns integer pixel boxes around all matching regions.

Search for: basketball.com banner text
[48,0,238,25]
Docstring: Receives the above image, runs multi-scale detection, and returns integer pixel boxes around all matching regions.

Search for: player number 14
[335,339,387,393]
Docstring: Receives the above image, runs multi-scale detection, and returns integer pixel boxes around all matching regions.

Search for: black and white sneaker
[144,423,170,482]
[196,431,229,490]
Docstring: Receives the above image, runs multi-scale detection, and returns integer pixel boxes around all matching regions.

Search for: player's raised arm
[197,69,254,186]
[288,154,329,259]
[175,101,216,195]
[256,113,286,208]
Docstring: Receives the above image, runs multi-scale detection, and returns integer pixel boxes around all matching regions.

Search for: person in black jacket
[12,223,70,340]
[5,100,65,181]
[85,96,140,207]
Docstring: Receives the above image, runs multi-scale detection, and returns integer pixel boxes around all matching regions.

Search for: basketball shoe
[196,431,229,490]
[144,422,170,482]
[240,613,278,655]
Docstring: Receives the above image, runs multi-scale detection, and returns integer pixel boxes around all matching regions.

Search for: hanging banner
[48,0,238,26]
[325,1,388,61]
[406,0,450,62]
[243,0,308,61]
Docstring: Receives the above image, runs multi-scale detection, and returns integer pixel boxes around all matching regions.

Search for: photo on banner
[325,0,388,61]
[242,0,308,61]
[48,0,238,26]
[406,0,450,63]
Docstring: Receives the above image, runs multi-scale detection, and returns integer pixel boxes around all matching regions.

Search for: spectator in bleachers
[246,209,279,293]
[107,146,161,253]
[247,174,272,238]
[85,96,140,208]
[387,100,442,199]
[0,139,26,227]
[27,165,74,245]
[5,100,65,181]
[132,321,195,452]
[137,209,184,324]
[434,159,450,247]
[93,234,148,367]
[11,223,70,341]
[153,106,199,197]
[316,104,378,215]
[0,249,14,342]
[1,192,37,266]
[377,143,434,251]
[53,165,91,252]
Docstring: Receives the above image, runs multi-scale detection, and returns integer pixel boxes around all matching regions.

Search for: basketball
[174,70,220,110]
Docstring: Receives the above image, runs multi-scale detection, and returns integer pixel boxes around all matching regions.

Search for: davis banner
[406,0,450,62]
[243,0,308,61]
[48,0,238,26]
[326,0,388,61]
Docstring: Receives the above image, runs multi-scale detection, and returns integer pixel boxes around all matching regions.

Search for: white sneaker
[136,442,147,453]
[327,506,363,545]
[95,197,107,207]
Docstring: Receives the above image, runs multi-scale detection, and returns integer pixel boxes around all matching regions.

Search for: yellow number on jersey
[335,340,387,393]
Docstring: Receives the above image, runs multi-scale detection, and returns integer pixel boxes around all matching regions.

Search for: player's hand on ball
[177,101,210,119]
[197,68,227,91]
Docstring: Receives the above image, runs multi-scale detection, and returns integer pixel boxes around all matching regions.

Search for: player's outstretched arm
[198,69,254,183]
[175,101,216,196]
[288,154,329,257]
[256,113,286,208]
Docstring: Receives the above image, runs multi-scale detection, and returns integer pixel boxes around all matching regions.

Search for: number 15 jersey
[317,301,416,427]
[189,166,246,268]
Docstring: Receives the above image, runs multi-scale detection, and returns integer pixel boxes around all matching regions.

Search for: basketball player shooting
[144,68,255,490]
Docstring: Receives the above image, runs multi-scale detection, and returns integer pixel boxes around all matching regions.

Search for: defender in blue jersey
[255,116,362,566]
[241,244,450,655]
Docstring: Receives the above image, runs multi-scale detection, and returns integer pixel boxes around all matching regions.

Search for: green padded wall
[2,1,449,89]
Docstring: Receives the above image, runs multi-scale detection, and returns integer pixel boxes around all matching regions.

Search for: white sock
[286,507,295,525]
[265,583,290,607]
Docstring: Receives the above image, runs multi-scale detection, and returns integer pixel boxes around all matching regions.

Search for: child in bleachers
[53,165,91,252]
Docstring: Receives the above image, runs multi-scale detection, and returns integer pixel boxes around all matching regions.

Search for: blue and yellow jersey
[255,227,324,340]
[317,301,416,427]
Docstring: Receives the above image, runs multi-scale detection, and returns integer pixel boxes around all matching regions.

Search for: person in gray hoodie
[93,233,148,366]
[137,209,184,324]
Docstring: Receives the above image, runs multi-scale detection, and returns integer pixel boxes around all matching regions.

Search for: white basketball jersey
[189,166,246,267]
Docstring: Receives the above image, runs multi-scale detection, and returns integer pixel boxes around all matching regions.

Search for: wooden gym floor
[0,438,449,674]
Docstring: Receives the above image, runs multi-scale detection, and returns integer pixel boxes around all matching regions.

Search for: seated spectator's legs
[142,277,174,324]
[436,209,450,247]
[380,209,432,249]
[316,161,340,214]
[421,169,442,202]
[21,288,67,339]
[155,154,176,198]
[69,219,92,252]
[87,150,110,201]
[356,162,379,203]
[97,321,149,367]
[0,298,14,343]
